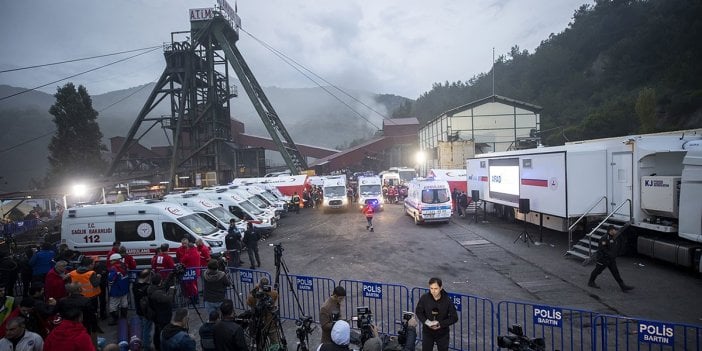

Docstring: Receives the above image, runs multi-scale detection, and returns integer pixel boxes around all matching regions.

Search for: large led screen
[488,158,520,203]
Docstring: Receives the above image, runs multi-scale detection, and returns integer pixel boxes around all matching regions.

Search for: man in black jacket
[415,277,458,351]
[213,299,247,351]
[588,225,634,292]
[225,219,243,268]
[148,273,176,351]
[133,269,153,351]
[242,222,261,269]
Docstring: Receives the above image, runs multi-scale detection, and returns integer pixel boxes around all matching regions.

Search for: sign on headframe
[217,0,241,31]
[190,8,215,21]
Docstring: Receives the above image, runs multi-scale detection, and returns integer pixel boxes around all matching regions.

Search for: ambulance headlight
[206,240,223,247]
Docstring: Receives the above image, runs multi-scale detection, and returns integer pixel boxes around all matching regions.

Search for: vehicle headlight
[206,240,223,247]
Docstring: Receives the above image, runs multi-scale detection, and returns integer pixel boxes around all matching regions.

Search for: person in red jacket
[44,306,95,351]
[118,246,137,270]
[175,238,189,263]
[151,244,175,279]
[196,239,211,268]
[362,203,375,232]
[181,242,201,305]
[44,260,69,302]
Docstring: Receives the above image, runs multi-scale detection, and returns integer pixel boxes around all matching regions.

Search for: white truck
[466,129,702,271]
[321,175,348,212]
[356,175,383,211]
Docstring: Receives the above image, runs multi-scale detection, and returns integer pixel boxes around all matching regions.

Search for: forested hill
[394,0,702,145]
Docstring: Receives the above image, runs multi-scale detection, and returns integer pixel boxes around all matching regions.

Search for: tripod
[514,212,535,246]
[272,243,315,351]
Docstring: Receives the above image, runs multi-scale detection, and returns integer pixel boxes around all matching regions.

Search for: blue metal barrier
[228,267,272,311]
[412,288,495,351]
[593,314,702,350]
[276,274,336,322]
[339,279,411,335]
[1,219,39,236]
[497,300,597,351]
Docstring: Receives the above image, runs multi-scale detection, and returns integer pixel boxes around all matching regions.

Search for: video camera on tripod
[353,306,374,344]
[397,311,414,346]
[497,325,545,351]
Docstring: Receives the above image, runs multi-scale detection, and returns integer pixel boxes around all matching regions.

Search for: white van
[322,175,348,211]
[404,178,453,225]
[234,185,288,216]
[61,200,226,266]
[192,188,277,233]
[356,175,383,211]
[162,193,248,233]
[226,187,279,220]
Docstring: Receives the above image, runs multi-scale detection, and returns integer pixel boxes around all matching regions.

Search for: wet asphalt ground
[98,203,702,349]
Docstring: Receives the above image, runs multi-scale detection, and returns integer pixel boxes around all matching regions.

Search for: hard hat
[109,253,122,261]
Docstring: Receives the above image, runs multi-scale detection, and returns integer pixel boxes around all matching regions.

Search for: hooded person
[44,306,95,351]
[316,320,351,351]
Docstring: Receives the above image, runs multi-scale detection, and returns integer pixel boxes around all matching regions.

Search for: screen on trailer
[488,158,519,203]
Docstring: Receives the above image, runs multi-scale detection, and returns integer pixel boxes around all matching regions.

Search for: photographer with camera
[359,313,419,351]
[414,277,458,351]
[247,277,280,345]
[319,286,346,344]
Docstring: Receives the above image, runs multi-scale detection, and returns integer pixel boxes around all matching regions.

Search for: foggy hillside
[0,83,409,188]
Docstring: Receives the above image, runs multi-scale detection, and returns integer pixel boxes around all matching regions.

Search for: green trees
[47,83,106,185]
[398,0,702,144]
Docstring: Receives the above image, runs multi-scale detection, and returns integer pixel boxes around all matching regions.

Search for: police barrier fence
[276,274,336,323]
[496,300,597,351]
[117,267,701,351]
[339,279,411,336]
[411,288,495,351]
[593,314,702,351]
[126,267,271,313]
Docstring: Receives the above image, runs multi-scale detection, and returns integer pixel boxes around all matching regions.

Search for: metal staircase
[565,198,633,265]
[566,217,631,265]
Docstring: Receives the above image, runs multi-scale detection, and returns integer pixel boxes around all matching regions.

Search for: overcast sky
[0,0,592,99]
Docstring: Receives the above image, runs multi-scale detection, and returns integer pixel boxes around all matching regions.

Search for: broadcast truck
[356,175,383,211]
[466,129,702,272]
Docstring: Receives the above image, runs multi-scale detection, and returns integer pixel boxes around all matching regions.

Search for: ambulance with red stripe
[403,178,453,225]
[61,200,226,266]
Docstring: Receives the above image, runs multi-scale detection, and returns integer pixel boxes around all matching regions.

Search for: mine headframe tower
[106,5,308,191]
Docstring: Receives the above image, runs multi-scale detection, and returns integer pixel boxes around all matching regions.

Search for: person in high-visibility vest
[362,203,375,232]
[69,257,102,301]
[291,192,301,214]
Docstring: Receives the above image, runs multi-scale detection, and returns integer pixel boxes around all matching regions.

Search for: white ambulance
[162,193,248,233]
[233,185,288,216]
[356,175,383,210]
[321,175,348,211]
[192,188,277,233]
[403,178,453,225]
[61,200,226,266]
